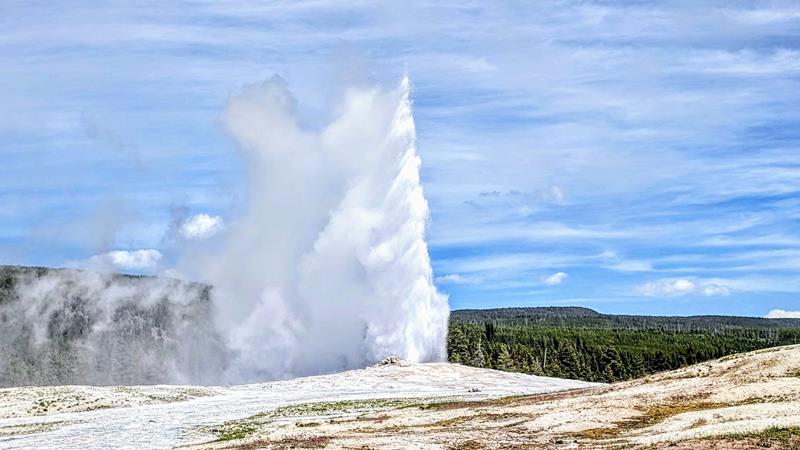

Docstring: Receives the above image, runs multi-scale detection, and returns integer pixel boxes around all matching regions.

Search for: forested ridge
[447,307,800,382]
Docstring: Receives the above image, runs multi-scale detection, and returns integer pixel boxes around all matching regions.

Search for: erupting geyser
[0,76,449,387]
[210,75,449,382]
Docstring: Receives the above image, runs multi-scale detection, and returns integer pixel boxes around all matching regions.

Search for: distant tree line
[447,308,800,382]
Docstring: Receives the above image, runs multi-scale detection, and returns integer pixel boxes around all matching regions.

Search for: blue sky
[1,1,799,316]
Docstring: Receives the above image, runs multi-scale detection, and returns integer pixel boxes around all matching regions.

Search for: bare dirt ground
[181,345,800,449]
[1,345,799,449]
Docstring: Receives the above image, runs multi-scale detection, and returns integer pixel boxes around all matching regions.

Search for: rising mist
[0,77,449,387]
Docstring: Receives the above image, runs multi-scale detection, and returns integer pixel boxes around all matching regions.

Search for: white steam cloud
[197,75,449,381]
[88,249,163,270]
[180,213,224,240]
[0,266,227,386]
[0,75,448,387]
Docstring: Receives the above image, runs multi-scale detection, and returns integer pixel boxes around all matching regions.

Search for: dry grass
[220,435,331,449]
[642,427,800,449]
[447,440,483,450]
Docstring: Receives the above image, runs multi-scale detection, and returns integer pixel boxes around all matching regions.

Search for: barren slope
[2,345,798,449]
[180,345,800,449]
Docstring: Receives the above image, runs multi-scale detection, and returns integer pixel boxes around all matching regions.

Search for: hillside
[448,307,800,383]
[2,346,798,448]
[451,306,800,330]
[199,344,797,449]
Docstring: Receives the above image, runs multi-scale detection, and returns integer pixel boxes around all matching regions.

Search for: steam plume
[207,76,449,381]
[0,75,448,387]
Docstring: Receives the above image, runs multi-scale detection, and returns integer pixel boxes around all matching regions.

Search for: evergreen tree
[557,343,582,379]
[469,337,486,368]
[447,326,468,363]
[495,343,514,371]
[484,321,496,342]
[528,356,544,376]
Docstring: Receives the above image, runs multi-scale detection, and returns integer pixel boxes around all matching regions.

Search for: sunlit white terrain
[0,360,596,449]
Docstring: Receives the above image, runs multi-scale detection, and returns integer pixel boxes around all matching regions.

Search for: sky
[1,0,799,317]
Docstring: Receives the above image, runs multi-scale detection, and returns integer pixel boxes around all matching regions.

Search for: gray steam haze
[0,267,227,386]
[0,76,449,386]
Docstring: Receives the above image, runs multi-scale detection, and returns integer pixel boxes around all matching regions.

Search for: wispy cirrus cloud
[434,274,476,285]
[2,1,800,315]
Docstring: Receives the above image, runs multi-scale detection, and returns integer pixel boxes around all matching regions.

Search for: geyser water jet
[209,75,449,382]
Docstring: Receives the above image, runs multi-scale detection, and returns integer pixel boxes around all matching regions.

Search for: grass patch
[719,426,800,447]
[271,398,419,417]
[202,398,421,445]
[628,402,718,429]
[430,415,475,427]
[0,421,66,437]
[428,412,525,428]
[210,422,258,442]
[447,440,483,450]
[204,413,272,443]
[296,421,320,427]
[229,436,330,449]
[419,394,536,412]
[570,401,732,441]
[421,400,482,411]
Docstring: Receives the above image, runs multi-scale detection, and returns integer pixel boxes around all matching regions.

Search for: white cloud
[636,278,732,297]
[434,273,472,284]
[543,272,568,286]
[180,213,224,240]
[429,221,631,247]
[765,309,800,319]
[599,250,653,272]
[701,284,732,296]
[88,249,163,270]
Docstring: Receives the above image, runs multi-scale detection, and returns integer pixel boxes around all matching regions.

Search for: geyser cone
[212,76,449,382]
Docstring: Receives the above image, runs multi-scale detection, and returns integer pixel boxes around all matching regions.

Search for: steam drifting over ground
[0,76,449,386]
[0,266,227,387]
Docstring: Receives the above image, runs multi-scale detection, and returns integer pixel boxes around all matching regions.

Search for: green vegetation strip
[448,308,800,383]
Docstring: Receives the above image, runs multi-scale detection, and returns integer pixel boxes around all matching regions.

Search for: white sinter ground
[0,362,596,449]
